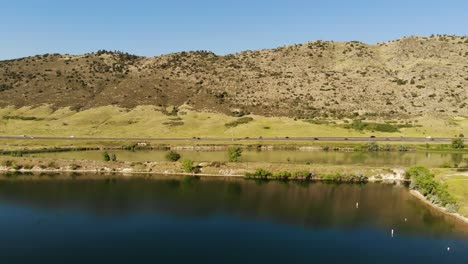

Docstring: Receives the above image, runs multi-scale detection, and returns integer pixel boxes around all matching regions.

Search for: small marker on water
[404,218,407,222]
[391,229,394,238]
[356,202,359,209]
[447,247,450,252]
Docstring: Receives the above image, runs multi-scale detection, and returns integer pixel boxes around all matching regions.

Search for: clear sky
[1,0,467,60]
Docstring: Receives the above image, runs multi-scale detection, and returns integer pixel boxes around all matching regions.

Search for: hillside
[0,35,467,120]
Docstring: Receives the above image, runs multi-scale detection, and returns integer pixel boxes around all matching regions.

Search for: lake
[28,149,468,167]
[0,175,467,263]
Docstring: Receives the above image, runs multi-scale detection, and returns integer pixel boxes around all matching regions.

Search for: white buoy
[447,247,450,251]
[356,202,359,209]
[404,218,407,222]
[391,229,394,237]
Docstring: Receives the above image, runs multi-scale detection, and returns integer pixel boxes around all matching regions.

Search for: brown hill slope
[0,35,467,119]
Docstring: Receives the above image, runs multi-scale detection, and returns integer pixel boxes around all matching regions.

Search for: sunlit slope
[0,105,466,138]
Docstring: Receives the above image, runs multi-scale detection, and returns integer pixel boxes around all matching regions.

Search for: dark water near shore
[0,176,467,263]
[29,149,468,167]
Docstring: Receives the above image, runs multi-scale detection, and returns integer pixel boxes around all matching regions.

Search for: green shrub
[452,138,465,149]
[111,154,117,162]
[398,145,409,152]
[165,151,181,162]
[225,117,254,128]
[366,142,380,151]
[245,168,272,179]
[103,152,110,162]
[406,165,457,207]
[273,171,292,180]
[228,146,243,162]
[9,151,23,157]
[181,158,194,173]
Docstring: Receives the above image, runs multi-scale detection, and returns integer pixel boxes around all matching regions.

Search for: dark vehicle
[370,135,376,138]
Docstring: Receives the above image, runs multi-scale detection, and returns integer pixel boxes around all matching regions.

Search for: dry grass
[0,35,467,119]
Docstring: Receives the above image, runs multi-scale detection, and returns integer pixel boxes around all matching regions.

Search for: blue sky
[1,0,467,59]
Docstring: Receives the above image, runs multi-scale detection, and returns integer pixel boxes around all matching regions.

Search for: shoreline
[0,167,405,183]
[410,190,468,225]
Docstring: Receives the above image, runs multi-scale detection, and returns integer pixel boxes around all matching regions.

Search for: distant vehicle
[285,136,290,139]
[69,135,75,138]
[426,136,433,141]
[344,138,348,141]
[29,136,34,139]
[370,135,376,138]
[244,137,250,139]
[258,136,263,139]
[19,135,27,138]
[314,137,319,140]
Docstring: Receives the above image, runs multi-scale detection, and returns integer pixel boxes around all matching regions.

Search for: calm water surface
[29,150,468,167]
[0,176,467,263]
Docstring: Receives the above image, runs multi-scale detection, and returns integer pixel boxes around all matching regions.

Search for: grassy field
[0,105,466,138]
[438,174,468,217]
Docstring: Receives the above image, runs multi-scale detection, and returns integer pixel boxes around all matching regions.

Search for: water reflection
[0,176,466,238]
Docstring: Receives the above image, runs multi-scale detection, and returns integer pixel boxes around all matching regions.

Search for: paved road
[0,135,466,142]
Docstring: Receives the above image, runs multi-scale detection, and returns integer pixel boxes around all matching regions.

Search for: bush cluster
[344,120,399,132]
[165,151,181,162]
[245,169,313,180]
[227,146,242,162]
[406,165,458,212]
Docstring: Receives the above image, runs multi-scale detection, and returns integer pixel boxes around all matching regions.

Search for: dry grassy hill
[1,35,467,120]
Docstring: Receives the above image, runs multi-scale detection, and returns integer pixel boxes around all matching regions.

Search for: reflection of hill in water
[0,176,466,238]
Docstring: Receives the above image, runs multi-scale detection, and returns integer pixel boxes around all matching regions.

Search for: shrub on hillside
[225,117,254,128]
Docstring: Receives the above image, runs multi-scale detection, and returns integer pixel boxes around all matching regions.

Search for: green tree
[452,138,465,149]
[165,151,181,162]
[181,158,194,173]
[228,146,243,162]
[103,152,110,162]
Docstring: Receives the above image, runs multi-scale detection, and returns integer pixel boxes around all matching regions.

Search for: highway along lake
[0,176,467,263]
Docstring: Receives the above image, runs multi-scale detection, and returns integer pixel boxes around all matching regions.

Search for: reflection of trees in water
[0,177,466,237]
[451,153,463,166]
